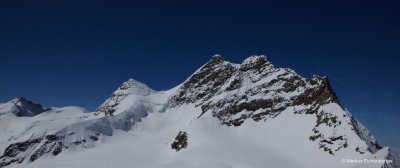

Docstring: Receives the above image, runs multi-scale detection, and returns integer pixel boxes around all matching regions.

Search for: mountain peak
[117,78,154,96]
[241,55,267,64]
[9,96,29,104]
[212,53,223,59]
[95,78,155,116]
[126,78,135,82]
[239,55,272,71]
[207,54,224,65]
[170,54,384,157]
[7,97,49,117]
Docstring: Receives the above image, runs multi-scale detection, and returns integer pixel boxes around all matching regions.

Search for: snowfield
[10,105,389,168]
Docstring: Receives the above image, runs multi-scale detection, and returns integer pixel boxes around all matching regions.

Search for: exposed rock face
[0,128,107,167]
[171,131,188,152]
[0,134,68,166]
[170,55,237,107]
[170,55,380,156]
[8,97,50,117]
[350,116,382,153]
[171,56,338,126]
[0,137,42,167]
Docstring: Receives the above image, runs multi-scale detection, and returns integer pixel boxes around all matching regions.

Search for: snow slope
[13,104,391,168]
[1,55,397,168]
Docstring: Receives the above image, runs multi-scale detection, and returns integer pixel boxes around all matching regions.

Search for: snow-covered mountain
[0,97,50,117]
[0,55,398,168]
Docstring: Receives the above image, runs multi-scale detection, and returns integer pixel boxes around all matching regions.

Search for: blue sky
[1,0,399,146]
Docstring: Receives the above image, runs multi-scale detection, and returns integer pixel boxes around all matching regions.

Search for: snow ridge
[0,97,50,117]
[94,78,155,116]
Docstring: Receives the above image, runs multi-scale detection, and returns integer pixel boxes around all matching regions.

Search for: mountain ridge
[0,96,51,118]
[0,55,398,168]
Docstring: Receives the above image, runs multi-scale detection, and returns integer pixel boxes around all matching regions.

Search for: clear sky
[1,0,399,146]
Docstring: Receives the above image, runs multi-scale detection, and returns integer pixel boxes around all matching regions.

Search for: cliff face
[169,55,380,155]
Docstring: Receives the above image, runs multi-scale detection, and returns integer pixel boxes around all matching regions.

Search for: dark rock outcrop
[171,131,188,152]
[9,97,50,117]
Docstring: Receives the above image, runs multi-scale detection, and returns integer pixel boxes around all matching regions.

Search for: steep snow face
[0,79,176,168]
[349,112,382,153]
[93,78,175,130]
[0,55,396,168]
[94,78,158,116]
[0,97,49,117]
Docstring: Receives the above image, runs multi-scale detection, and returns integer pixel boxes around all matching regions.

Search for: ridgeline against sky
[0,1,399,146]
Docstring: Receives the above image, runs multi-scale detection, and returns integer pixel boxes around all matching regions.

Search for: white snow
[7,102,389,168]
[0,106,91,153]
